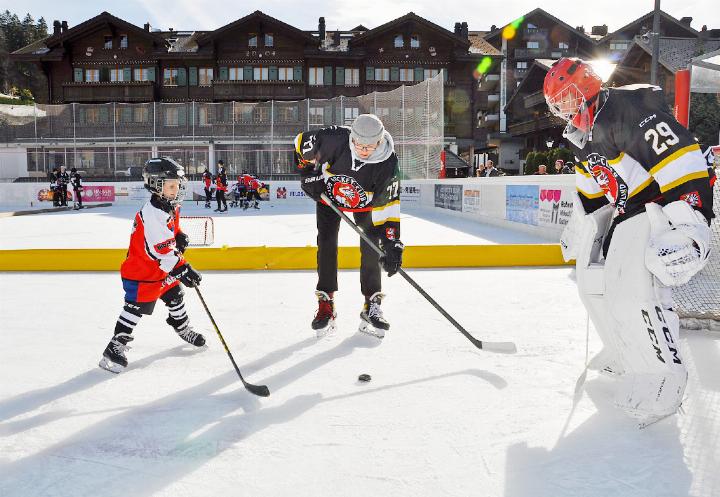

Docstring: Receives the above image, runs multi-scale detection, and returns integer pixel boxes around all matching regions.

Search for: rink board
[0,244,568,271]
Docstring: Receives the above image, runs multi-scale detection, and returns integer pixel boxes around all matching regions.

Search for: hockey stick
[194,287,270,397]
[320,193,516,354]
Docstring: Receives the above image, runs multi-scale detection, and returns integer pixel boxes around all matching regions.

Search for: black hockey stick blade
[242,381,270,397]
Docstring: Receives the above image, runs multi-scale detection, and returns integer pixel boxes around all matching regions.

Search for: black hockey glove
[175,232,190,253]
[380,240,404,277]
[301,171,326,201]
[170,263,202,288]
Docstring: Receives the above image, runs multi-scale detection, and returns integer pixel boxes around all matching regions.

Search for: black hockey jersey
[294,126,401,241]
[571,84,713,222]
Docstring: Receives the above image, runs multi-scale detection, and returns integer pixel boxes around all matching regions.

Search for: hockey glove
[175,232,190,253]
[170,263,202,288]
[645,201,711,287]
[380,240,404,277]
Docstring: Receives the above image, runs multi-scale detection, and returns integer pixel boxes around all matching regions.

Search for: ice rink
[1,205,720,497]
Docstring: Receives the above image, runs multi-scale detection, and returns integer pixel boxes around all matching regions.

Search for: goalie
[545,58,714,424]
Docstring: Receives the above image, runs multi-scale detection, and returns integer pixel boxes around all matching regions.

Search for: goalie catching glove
[645,200,711,287]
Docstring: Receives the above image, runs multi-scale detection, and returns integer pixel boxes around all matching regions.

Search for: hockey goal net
[673,181,720,328]
[180,216,215,246]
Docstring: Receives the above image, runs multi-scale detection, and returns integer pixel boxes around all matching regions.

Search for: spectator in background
[483,160,501,177]
[70,167,83,209]
[536,164,549,175]
[554,159,574,175]
[564,161,575,174]
[475,163,485,177]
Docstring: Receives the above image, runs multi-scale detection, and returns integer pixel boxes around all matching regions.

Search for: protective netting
[673,182,720,322]
[0,74,444,180]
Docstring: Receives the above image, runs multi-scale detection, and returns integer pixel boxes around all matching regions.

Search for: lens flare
[502,16,525,40]
[475,56,493,77]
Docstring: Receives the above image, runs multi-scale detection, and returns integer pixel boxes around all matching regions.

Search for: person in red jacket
[214,160,228,212]
[245,176,261,210]
[202,167,213,208]
[99,157,205,374]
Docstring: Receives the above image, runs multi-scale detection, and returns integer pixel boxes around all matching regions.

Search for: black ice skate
[98,333,134,373]
[253,201,260,209]
[359,292,389,338]
[312,291,337,337]
[204,201,211,208]
[167,317,206,347]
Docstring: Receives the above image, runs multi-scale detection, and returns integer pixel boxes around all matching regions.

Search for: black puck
[358,373,372,382]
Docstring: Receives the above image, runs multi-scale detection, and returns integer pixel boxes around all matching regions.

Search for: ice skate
[98,333,134,373]
[167,317,206,347]
[312,290,337,338]
[359,292,389,339]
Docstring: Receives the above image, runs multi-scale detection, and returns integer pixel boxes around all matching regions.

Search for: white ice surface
[1,268,719,497]
[0,202,548,249]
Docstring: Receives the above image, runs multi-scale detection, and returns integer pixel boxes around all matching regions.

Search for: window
[277,106,297,122]
[376,107,390,118]
[104,35,112,49]
[344,68,359,86]
[527,41,539,49]
[410,35,420,48]
[85,69,99,82]
[374,67,390,81]
[394,34,404,48]
[399,68,414,82]
[253,106,269,122]
[85,108,101,124]
[264,33,274,47]
[253,66,269,81]
[558,41,569,49]
[516,61,528,69]
[134,67,149,81]
[344,107,359,125]
[133,106,149,123]
[199,68,214,86]
[229,67,243,81]
[309,67,324,85]
[164,68,179,86]
[309,107,324,125]
[110,67,125,82]
[278,67,293,81]
[424,69,439,80]
[164,107,179,126]
[199,105,210,126]
[248,33,258,47]
[120,35,128,49]
[610,42,629,50]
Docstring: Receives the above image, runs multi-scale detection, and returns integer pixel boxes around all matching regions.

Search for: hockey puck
[358,373,372,382]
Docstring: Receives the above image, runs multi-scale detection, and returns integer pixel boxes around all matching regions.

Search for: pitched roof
[621,36,720,73]
[484,8,595,45]
[348,12,469,48]
[196,11,317,46]
[468,34,501,55]
[43,11,167,48]
[599,10,698,43]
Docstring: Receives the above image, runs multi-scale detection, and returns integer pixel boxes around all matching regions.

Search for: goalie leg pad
[604,213,687,420]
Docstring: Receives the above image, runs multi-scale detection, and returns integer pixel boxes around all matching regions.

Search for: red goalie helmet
[544,58,602,147]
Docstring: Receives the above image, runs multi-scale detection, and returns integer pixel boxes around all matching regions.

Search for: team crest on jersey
[587,153,629,213]
[326,175,368,209]
[680,191,702,208]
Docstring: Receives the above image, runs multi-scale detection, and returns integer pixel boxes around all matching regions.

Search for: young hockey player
[545,58,714,425]
[294,114,403,338]
[99,157,205,373]
[70,167,83,209]
[202,167,213,208]
[230,181,243,208]
[214,161,228,212]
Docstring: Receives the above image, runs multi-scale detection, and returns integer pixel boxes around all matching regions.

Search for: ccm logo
[638,114,657,127]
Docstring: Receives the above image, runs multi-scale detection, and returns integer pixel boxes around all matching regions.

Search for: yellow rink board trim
[0,245,570,271]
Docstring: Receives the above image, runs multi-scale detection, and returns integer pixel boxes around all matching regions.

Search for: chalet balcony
[212,80,306,101]
[523,90,547,109]
[478,73,499,91]
[508,114,565,136]
[523,28,549,39]
[62,82,155,103]
[514,48,571,59]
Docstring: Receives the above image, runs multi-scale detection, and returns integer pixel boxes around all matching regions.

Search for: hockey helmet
[143,157,187,206]
[544,58,602,148]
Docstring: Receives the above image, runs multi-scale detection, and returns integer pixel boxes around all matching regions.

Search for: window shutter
[414,67,423,82]
[99,106,109,123]
[293,66,303,81]
[147,67,155,82]
[269,66,278,81]
[324,66,333,86]
[223,105,231,123]
[122,107,132,122]
[390,67,399,81]
[100,67,110,82]
[176,68,186,86]
[365,66,374,81]
[336,66,345,86]
[123,67,132,82]
[219,66,228,81]
[189,67,198,86]
[73,68,83,82]
[244,66,253,81]
[178,105,187,125]
[443,69,448,83]
[78,108,86,124]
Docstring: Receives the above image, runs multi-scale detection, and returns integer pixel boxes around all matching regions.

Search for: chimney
[454,22,461,35]
[490,24,497,32]
[576,25,585,33]
[461,22,468,38]
[591,24,608,36]
[144,22,150,31]
[319,17,326,41]
[61,21,68,33]
[680,16,692,26]
[333,30,341,46]
[53,20,61,36]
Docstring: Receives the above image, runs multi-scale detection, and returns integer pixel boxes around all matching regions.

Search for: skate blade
[315,320,337,339]
[98,357,125,374]
[358,321,385,339]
